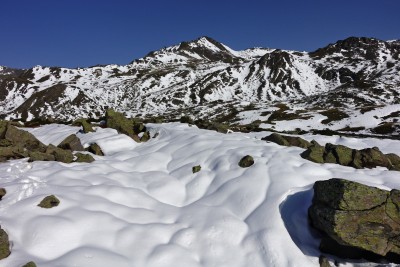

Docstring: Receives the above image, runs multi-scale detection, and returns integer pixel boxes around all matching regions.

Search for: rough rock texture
[74,153,95,163]
[28,151,55,162]
[57,134,84,151]
[309,178,400,261]
[0,227,10,260]
[192,165,201,173]
[319,255,332,267]
[140,131,150,142]
[301,143,400,171]
[38,195,60,208]
[0,188,5,200]
[238,155,254,168]
[5,125,46,152]
[106,109,139,141]
[262,133,311,148]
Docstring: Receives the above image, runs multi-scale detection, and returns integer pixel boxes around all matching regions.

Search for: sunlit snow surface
[1,123,400,267]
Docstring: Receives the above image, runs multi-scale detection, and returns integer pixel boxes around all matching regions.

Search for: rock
[133,123,146,135]
[106,109,137,141]
[0,227,10,260]
[22,262,37,267]
[238,155,254,168]
[88,143,104,156]
[38,195,60,208]
[309,178,400,261]
[325,143,353,166]
[387,153,400,171]
[74,153,95,163]
[0,146,28,161]
[140,131,150,142]
[0,188,6,200]
[300,141,325,163]
[357,147,391,169]
[0,120,8,139]
[28,151,55,162]
[72,118,94,133]
[46,144,74,163]
[5,125,46,152]
[57,134,84,151]
[192,165,201,173]
[262,133,311,148]
[319,255,332,267]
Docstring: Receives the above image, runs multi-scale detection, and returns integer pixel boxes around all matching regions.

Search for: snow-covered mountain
[0,36,399,133]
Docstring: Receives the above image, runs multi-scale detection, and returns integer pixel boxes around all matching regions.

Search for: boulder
[72,118,94,133]
[57,134,84,151]
[0,139,13,147]
[133,122,146,135]
[319,255,332,267]
[0,120,8,139]
[300,141,325,163]
[46,144,74,163]
[325,143,353,166]
[74,153,95,163]
[88,143,104,156]
[38,195,60,208]
[262,133,311,149]
[28,151,55,162]
[309,178,400,261]
[192,165,201,173]
[5,125,46,152]
[0,227,10,260]
[0,188,6,200]
[22,262,37,267]
[387,153,400,171]
[238,155,254,168]
[106,109,137,141]
[0,146,28,161]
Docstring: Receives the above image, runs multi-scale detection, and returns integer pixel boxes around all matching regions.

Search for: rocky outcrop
[309,178,400,262]
[301,143,400,171]
[57,134,84,151]
[106,109,139,142]
[262,133,311,148]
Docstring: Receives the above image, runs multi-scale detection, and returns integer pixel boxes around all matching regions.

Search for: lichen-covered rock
[0,188,6,200]
[325,143,353,166]
[238,155,254,168]
[22,262,37,267]
[46,144,74,163]
[73,118,94,133]
[133,122,146,135]
[106,109,137,141]
[387,153,400,171]
[300,141,325,163]
[140,131,150,142]
[192,165,201,173]
[5,125,46,152]
[357,147,391,169]
[0,120,8,139]
[319,255,332,267]
[28,151,55,162]
[88,143,104,156]
[38,195,60,208]
[309,178,400,261]
[57,134,84,151]
[0,227,10,260]
[0,139,13,147]
[262,133,311,148]
[74,153,95,163]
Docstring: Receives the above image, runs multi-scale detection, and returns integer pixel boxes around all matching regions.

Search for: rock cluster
[301,142,400,171]
[309,178,400,262]
[262,133,311,148]
[0,120,94,164]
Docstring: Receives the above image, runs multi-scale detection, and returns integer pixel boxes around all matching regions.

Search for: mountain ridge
[0,36,399,136]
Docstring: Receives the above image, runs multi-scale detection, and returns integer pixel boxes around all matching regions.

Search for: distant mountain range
[1,36,399,136]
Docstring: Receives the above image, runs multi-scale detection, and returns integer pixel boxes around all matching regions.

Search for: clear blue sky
[1,0,399,69]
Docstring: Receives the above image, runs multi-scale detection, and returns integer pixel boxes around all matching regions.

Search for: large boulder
[387,153,400,171]
[5,125,46,152]
[72,118,94,133]
[106,109,139,141]
[262,133,311,149]
[309,178,400,261]
[57,134,84,151]
[300,140,325,163]
[87,143,104,156]
[46,144,74,163]
[0,227,10,260]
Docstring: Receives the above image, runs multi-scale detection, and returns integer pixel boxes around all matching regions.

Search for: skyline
[1,0,399,69]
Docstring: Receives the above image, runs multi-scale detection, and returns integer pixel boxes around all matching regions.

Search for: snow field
[0,123,400,266]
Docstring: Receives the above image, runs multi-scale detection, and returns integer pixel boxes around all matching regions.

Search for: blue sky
[1,0,399,69]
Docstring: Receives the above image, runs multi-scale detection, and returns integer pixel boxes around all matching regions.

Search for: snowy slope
[1,123,400,267]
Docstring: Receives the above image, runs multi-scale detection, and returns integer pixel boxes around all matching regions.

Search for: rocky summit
[0,37,399,137]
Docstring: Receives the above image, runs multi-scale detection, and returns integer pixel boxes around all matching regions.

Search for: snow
[1,123,400,267]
